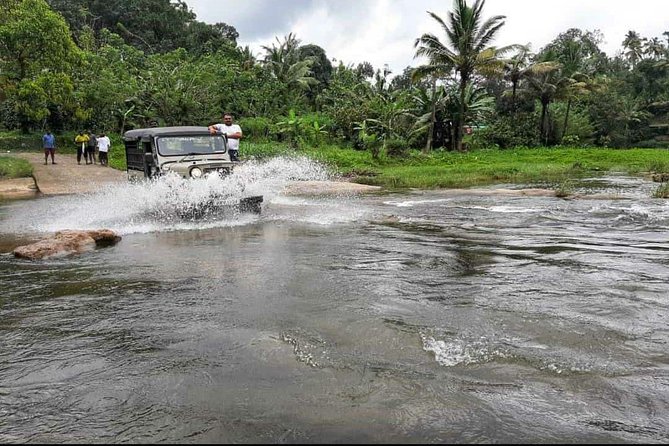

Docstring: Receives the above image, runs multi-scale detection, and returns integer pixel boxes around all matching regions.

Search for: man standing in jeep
[208,113,242,161]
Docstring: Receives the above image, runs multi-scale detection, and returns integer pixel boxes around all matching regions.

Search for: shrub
[470,113,540,149]
[238,117,273,141]
[385,138,410,158]
[0,133,42,152]
[552,103,595,144]
[275,110,330,149]
[560,135,580,146]
[554,178,575,198]
[652,183,669,198]
[636,139,669,149]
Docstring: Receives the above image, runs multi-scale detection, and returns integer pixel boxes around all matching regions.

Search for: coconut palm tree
[644,37,667,60]
[522,51,568,144]
[503,44,532,111]
[623,30,645,67]
[238,45,257,70]
[502,46,560,117]
[414,0,513,151]
[261,33,318,109]
[262,33,317,90]
[555,39,593,138]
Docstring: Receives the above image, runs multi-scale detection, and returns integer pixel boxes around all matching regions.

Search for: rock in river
[13,229,121,260]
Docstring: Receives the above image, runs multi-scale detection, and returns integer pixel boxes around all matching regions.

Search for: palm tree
[522,51,567,144]
[411,63,453,152]
[262,33,316,89]
[503,44,532,111]
[450,83,495,131]
[414,0,512,151]
[409,82,449,152]
[238,45,257,70]
[623,30,645,67]
[615,100,650,145]
[261,33,318,108]
[644,37,666,60]
[556,39,592,138]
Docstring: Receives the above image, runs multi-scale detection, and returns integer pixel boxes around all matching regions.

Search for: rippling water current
[1,159,668,443]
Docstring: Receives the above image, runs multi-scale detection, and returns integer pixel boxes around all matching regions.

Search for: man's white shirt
[213,124,242,151]
[97,136,111,152]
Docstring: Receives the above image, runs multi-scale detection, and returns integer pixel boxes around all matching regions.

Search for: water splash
[1,156,332,235]
[421,334,510,367]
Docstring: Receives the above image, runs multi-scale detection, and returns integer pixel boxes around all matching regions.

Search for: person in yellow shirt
[74,131,89,165]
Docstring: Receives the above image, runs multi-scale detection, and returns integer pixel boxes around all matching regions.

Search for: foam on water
[1,156,335,235]
[383,198,452,208]
[384,199,542,214]
[421,334,510,367]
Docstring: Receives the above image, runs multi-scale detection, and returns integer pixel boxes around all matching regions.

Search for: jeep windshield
[156,135,226,156]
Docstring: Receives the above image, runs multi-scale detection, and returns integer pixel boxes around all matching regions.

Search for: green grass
[4,131,669,190]
[0,156,33,179]
[297,145,669,189]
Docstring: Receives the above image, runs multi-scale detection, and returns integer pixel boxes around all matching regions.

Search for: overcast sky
[188,0,668,75]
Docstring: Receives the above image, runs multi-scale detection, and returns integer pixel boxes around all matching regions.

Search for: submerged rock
[13,229,121,260]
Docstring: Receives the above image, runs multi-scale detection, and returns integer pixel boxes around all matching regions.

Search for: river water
[1,158,668,443]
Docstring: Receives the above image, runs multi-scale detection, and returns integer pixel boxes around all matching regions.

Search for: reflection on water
[1,171,669,443]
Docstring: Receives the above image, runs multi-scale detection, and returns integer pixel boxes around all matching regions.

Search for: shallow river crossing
[1,158,668,443]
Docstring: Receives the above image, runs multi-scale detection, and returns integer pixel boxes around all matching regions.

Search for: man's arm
[226,125,243,140]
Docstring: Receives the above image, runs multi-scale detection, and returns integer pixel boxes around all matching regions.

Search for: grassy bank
[0,156,33,179]
[249,143,669,189]
[2,131,668,188]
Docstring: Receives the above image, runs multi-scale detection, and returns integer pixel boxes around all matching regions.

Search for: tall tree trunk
[562,98,572,140]
[511,81,518,113]
[424,78,437,154]
[540,99,549,145]
[457,76,467,151]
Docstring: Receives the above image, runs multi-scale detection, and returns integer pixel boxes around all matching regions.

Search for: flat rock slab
[13,229,121,260]
[284,180,382,196]
[0,177,38,200]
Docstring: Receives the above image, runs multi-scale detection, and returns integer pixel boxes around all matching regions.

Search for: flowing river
[1,158,668,443]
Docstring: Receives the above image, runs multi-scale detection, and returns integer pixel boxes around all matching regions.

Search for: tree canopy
[0,0,667,153]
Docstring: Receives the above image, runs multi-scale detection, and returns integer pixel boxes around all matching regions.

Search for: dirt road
[3,152,126,198]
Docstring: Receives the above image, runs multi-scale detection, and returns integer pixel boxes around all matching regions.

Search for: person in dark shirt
[86,131,97,164]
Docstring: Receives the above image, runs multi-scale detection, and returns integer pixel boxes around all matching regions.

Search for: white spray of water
[1,156,340,235]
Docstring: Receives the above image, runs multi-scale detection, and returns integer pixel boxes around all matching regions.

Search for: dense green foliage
[0,0,667,157]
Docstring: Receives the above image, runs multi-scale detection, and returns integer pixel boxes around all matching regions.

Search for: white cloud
[188,0,669,74]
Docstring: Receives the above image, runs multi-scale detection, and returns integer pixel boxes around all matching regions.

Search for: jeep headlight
[190,167,203,178]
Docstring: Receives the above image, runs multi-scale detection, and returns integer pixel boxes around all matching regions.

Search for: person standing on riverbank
[42,131,56,165]
[97,133,111,166]
[86,131,97,164]
[74,131,89,165]
[208,113,242,161]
